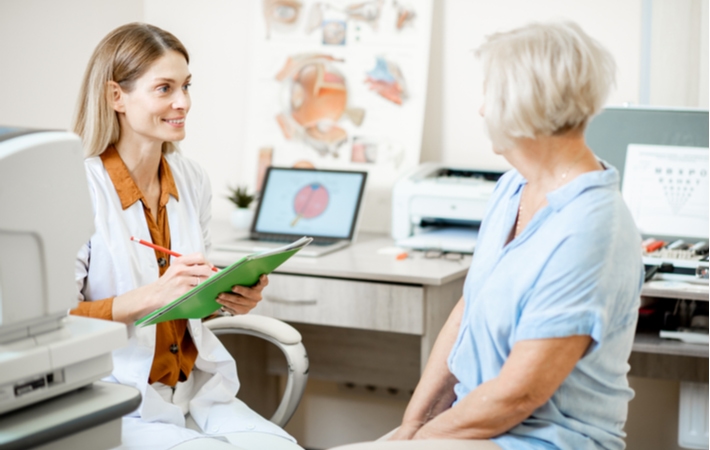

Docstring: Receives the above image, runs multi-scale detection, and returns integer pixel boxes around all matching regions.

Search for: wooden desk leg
[420,279,465,373]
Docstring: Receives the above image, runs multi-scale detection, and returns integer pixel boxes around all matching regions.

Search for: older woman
[332,21,644,450]
[71,23,302,450]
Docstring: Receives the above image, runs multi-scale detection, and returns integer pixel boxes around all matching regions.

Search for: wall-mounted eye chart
[622,144,708,238]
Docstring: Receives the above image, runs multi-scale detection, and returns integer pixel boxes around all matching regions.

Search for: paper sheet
[622,144,708,238]
[396,227,478,253]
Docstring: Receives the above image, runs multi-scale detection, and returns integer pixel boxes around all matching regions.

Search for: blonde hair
[72,23,190,157]
[476,21,616,150]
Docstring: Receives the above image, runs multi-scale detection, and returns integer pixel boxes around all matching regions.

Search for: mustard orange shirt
[71,146,198,386]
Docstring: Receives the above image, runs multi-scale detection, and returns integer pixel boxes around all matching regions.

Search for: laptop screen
[252,167,367,239]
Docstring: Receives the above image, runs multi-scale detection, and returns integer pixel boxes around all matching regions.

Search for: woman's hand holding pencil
[128,236,268,317]
[130,236,219,272]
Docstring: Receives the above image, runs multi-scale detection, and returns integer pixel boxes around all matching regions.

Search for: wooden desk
[631,278,708,383]
[210,222,709,388]
[210,222,468,390]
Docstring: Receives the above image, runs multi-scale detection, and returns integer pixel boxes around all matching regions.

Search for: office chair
[205,315,308,427]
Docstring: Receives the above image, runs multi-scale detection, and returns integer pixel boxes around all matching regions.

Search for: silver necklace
[515,186,545,238]
[515,153,587,238]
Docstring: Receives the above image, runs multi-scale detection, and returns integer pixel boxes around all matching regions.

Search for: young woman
[71,22,302,450]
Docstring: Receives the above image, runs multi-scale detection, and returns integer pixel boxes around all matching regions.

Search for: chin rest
[204,315,308,427]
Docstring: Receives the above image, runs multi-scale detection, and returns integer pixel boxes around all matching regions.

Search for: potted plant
[227,185,256,230]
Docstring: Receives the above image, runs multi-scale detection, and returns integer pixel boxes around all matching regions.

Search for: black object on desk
[644,262,675,282]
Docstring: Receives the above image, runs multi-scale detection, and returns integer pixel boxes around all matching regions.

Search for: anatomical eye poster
[243,0,434,232]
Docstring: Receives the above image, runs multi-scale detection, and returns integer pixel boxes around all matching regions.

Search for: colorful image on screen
[255,168,365,238]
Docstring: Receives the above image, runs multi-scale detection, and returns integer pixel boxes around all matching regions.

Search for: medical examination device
[586,106,709,285]
[0,128,127,415]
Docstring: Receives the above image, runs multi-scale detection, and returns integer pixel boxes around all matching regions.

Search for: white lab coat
[75,152,292,449]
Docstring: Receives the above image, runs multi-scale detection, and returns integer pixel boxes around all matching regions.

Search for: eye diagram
[365,56,408,105]
[263,0,303,38]
[351,136,405,167]
[275,54,365,157]
[393,1,416,30]
[322,20,347,45]
[344,1,383,27]
[291,182,330,226]
[306,0,384,36]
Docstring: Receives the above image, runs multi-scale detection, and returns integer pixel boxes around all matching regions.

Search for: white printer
[0,128,128,415]
[391,162,503,252]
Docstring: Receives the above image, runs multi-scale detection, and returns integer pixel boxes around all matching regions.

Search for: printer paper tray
[396,227,478,253]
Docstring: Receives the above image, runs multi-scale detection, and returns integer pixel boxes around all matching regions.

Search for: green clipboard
[135,236,313,327]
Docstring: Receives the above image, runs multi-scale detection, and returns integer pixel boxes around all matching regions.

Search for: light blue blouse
[448,165,644,450]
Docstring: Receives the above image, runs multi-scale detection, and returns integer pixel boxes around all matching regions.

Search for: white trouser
[172,431,302,450]
[152,381,303,450]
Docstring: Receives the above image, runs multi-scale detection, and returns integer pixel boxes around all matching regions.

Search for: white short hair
[476,21,616,150]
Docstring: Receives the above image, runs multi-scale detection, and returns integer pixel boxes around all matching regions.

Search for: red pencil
[130,236,218,272]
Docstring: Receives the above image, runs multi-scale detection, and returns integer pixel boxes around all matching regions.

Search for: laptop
[216,167,368,257]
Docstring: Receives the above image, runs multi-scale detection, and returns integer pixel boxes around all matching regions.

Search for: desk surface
[642,279,709,301]
[210,221,710,298]
[211,221,708,359]
[633,331,708,358]
[210,222,471,286]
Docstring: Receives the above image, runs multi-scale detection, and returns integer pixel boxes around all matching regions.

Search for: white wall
[1,0,705,222]
[421,0,644,172]
[649,0,709,107]
[0,0,143,129]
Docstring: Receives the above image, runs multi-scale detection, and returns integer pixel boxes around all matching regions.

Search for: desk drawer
[255,274,424,335]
